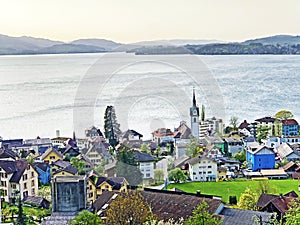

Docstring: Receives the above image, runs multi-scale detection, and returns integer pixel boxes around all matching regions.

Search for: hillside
[243,35,300,46]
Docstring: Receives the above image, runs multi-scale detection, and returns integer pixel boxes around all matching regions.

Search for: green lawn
[168,179,300,203]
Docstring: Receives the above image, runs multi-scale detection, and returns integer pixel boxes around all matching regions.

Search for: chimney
[56,130,60,138]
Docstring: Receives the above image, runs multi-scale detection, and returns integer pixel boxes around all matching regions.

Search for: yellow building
[41,147,63,164]
[53,165,78,177]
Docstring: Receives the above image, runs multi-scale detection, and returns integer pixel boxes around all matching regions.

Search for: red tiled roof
[282,119,299,126]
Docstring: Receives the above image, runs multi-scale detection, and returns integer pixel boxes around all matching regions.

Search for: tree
[105,191,153,225]
[237,187,258,210]
[284,200,300,225]
[257,125,270,143]
[186,137,201,157]
[141,143,151,154]
[229,116,239,131]
[145,218,184,225]
[168,168,186,184]
[233,150,246,163]
[70,157,85,175]
[201,104,205,122]
[104,105,121,148]
[115,145,143,186]
[185,201,222,225]
[275,110,293,121]
[256,180,273,196]
[17,196,26,225]
[154,169,164,183]
[70,210,103,225]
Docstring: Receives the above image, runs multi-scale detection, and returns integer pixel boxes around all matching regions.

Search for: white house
[134,151,155,179]
[188,156,217,182]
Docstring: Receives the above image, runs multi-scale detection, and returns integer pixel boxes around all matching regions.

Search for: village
[0,90,299,225]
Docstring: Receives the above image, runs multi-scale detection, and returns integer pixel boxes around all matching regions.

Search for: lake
[0,53,299,139]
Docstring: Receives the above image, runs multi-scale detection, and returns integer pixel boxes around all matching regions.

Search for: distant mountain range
[0,34,300,55]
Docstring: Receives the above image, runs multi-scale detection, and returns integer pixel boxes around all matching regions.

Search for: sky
[1,0,300,43]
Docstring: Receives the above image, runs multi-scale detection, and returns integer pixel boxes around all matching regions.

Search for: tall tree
[70,210,103,225]
[237,188,258,210]
[105,191,153,225]
[17,196,26,225]
[115,145,143,187]
[201,104,205,122]
[257,125,270,143]
[229,116,239,131]
[185,201,222,225]
[104,105,121,148]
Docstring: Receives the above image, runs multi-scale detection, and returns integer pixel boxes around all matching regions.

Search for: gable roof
[23,196,50,209]
[277,143,300,159]
[92,191,116,212]
[53,165,78,175]
[140,190,222,221]
[120,129,143,139]
[41,147,63,160]
[10,160,30,183]
[95,176,127,190]
[257,193,278,209]
[247,144,274,155]
[220,207,274,225]
[51,159,71,169]
[0,160,18,173]
[284,190,298,198]
[134,151,155,162]
[188,156,216,166]
[33,162,49,172]
[255,117,275,123]
[0,148,18,159]
[173,123,192,139]
[238,120,250,129]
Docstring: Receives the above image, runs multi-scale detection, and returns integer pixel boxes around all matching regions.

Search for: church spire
[193,87,196,106]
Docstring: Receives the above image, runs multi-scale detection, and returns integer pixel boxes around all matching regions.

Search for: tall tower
[190,88,199,139]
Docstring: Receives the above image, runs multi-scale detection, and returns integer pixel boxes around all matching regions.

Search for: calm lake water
[0,53,299,139]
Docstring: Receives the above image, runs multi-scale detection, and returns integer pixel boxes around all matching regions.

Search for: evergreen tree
[201,104,205,122]
[115,145,143,187]
[17,196,26,225]
[104,105,121,148]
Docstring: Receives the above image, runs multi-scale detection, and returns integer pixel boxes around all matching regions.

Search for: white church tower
[190,88,199,139]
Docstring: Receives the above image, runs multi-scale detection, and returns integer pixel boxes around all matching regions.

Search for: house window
[31,180,35,186]
[208,166,212,168]
[146,173,151,178]
[50,156,55,160]
[24,183,27,189]
[31,188,35,195]
[11,184,16,189]
[23,191,28,197]
[208,171,212,174]
[31,172,34,177]
[23,174,28,181]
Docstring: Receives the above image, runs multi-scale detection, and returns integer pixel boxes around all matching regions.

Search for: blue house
[282,119,299,137]
[33,162,51,185]
[246,144,275,171]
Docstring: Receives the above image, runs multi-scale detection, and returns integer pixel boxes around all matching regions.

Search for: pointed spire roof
[193,87,196,106]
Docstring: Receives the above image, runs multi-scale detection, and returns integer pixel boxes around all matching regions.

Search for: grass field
[168,179,300,203]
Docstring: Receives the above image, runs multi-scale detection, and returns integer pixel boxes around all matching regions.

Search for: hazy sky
[1,0,300,43]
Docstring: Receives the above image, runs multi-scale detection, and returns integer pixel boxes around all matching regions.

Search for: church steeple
[193,87,196,107]
[190,88,199,139]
